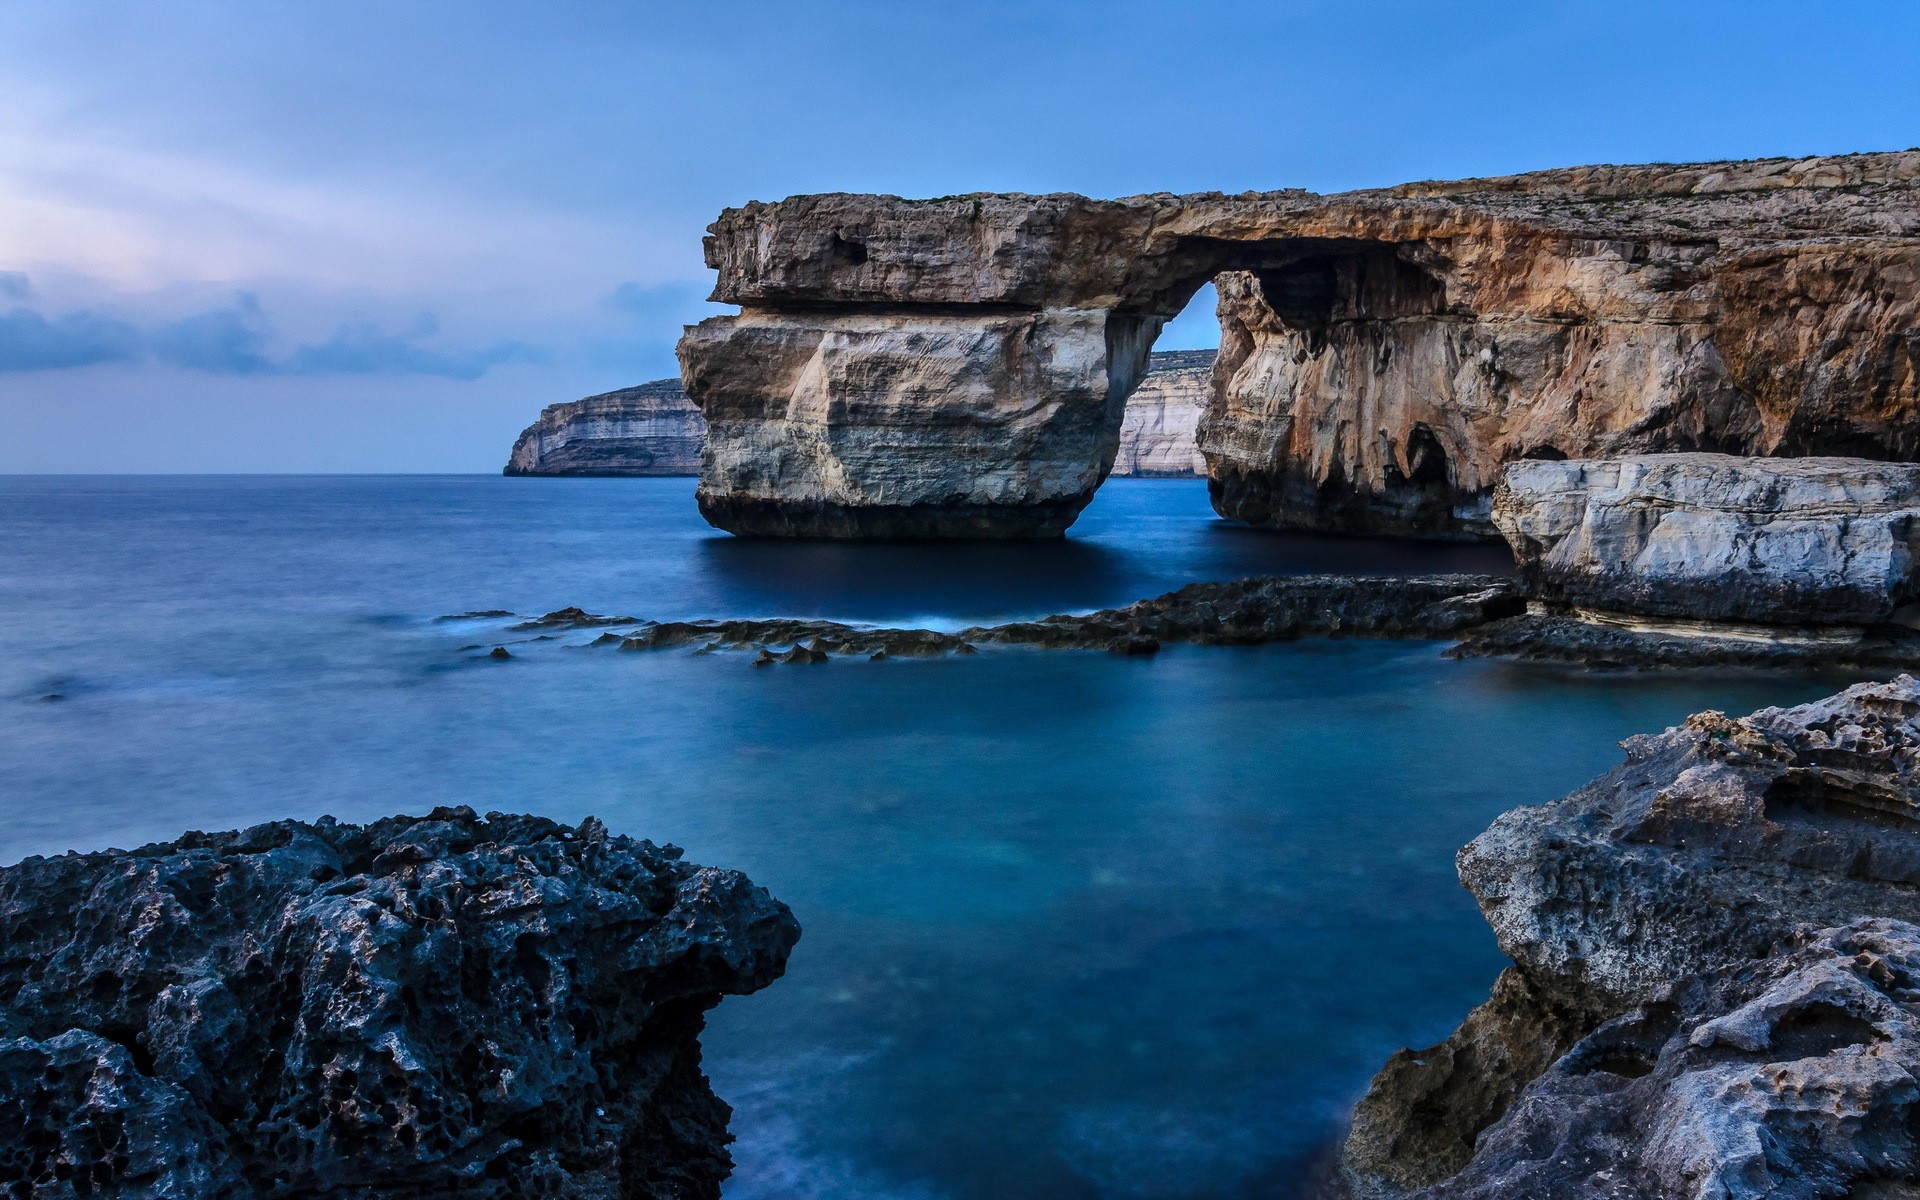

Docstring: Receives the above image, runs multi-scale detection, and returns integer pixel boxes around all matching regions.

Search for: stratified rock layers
[0,808,798,1199]
[1345,677,1920,1199]
[1495,453,1920,625]
[505,354,1210,479]
[683,151,1920,538]
[1114,349,1211,477]
[505,379,707,476]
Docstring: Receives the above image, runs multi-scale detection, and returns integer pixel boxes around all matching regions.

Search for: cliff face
[505,379,707,476]
[0,808,798,1198]
[506,355,1208,481]
[1344,677,1920,1198]
[1114,349,1210,477]
[681,151,1920,538]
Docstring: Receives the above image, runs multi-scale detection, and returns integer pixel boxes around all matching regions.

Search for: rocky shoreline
[1339,676,1920,1198]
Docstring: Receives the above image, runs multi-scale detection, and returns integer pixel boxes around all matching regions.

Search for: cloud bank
[1,283,547,379]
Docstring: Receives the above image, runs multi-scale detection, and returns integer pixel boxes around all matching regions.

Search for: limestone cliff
[507,354,1209,480]
[680,151,1920,538]
[505,379,706,476]
[1114,349,1210,477]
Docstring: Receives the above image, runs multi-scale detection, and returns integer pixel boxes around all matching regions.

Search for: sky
[1,1,1915,472]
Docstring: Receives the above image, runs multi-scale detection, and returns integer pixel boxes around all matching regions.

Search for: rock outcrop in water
[0,808,798,1198]
[505,355,1210,480]
[502,575,1526,661]
[681,151,1920,538]
[1343,677,1920,1198]
[505,379,707,476]
[1496,454,1920,627]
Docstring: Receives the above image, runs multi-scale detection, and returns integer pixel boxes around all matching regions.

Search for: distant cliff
[506,352,1212,478]
[505,379,707,476]
[1115,349,1211,477]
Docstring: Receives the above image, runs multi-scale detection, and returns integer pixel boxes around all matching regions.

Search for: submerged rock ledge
[0,808,798,1198]
[503,572,1920,670]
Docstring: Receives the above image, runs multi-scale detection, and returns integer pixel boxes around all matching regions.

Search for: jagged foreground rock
[504,352,1211,479]
[0,809,799,1198]
[1496,454,1920,626]
[505,379,708,476]
[1342,677,1920,1199]
[682,151,1920,538]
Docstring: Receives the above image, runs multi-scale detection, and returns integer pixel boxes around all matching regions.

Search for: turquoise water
[0,476,1839,1198]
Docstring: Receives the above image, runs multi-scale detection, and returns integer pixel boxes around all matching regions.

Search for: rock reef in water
[1344,677,1920,1198]
[505,379,707,476]
[1496,454,1920,626]
[0,808,798,1198]
[682,151,1920,538]
[509,575,1528,661]
[494,567,1920,671]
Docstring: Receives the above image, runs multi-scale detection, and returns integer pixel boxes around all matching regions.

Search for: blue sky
[1,0,1915,471]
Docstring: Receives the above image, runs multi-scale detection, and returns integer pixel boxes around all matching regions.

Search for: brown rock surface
[681,151,1920,537]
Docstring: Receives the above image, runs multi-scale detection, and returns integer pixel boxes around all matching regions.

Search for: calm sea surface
[0,476,1840,1198]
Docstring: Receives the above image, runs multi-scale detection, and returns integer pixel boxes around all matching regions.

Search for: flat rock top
[1503,453,1920,510]
[705,151,1920,308]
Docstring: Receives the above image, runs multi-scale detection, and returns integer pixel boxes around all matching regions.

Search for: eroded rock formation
[1344,677,1920,1198]
[0,808,798,1198]
[681,151,1920,538]
[1496,453,1920,626]
[505,379,707,476]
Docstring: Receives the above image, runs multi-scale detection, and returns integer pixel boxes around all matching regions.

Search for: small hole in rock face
[828,232,868,266]
[1567,1044,1658,1079]
[1770,1002,1882,1060]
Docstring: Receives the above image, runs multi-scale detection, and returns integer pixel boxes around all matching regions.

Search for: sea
[0,475,1843,1198]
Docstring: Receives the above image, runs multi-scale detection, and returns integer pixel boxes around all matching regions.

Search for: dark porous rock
[1343,676,1920,1198]
[0,807,799,1199]
[1452,612,1920,672]
[512,606,641,631]
[607,619,975,659]
[563,575,1526,662]
[971,574,1526,649]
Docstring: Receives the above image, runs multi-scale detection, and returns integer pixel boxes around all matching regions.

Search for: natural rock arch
[677,152,1920,539]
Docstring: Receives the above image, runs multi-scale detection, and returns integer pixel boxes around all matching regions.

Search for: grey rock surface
[1423,919,1920,1200]
[1495,454,1920,625]
[505,379,707,476]
[1344,676,1920,1197]
[0,808,799,1198]
[683,151,1920,538]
